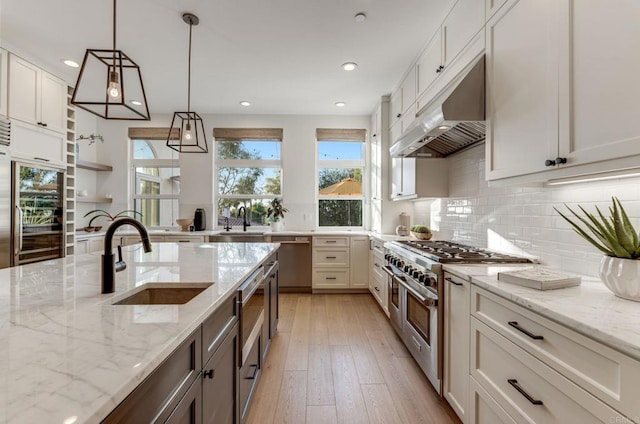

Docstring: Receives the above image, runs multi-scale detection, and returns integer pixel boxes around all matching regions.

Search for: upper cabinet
[391,157,449,201]
[416,0,485,107]
[9,54,67,135]
[0,49,7,117]
[486,0,640,182]
[390,67,417,130]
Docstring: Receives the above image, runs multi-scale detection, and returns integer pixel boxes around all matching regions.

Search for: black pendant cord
[187,19,192,114]
[112,0,117,68]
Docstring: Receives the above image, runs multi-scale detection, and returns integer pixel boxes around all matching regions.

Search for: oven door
[401,279,440,393]
[383,265,403,334]
[237,268,265,366]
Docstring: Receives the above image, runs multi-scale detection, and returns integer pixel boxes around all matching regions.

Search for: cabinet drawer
[469,376,517,424]
[371,252,385,281]
[312,248,349,267]
[202,293,238,364]
[472,286,640,416]
[471,318,626,423]
[370,238,385,255]
[11,120,65,166]
[239,334,261,423]
[312,269,350,288]
[313,236,349,247]
[103,328,202,424]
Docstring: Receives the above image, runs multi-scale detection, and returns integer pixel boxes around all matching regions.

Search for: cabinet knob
[203,369,215,379]
[544,159,556,167]
[396,113,402,118]
[555,157,567,165]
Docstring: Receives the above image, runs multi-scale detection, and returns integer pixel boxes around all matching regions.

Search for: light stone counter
[443,264,640,361]
[0,242,278,424]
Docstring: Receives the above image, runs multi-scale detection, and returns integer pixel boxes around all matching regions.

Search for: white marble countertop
[75,229,400,240]
[443,264,640,362]
[0,242,278,424]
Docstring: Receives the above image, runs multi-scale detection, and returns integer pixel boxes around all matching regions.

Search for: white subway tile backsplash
[415,144,640,277]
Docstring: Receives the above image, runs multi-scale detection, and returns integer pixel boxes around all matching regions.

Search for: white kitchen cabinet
[11,119,65,166]
[389,87,403,129]
[0,49,7,117]
[485,0,561,180]
[485,0,509,22]
[443,272,470,423]
[89,237,104,253]
[368,238,388,315]
[416,0,485,102]
[390,67,417,130]
[391,157,449,201]
[370,106,382,202]
[469,377,517,424]
[8,54,66,134]
[487,1,640,182]
[75,238,89,255]
[349,236,369,289]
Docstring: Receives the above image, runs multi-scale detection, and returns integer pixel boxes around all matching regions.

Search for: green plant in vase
[555,197,640,301]
[266,198,288,231]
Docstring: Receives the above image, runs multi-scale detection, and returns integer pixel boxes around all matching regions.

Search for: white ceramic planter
[599,256,640,302]
[270,220,284,232]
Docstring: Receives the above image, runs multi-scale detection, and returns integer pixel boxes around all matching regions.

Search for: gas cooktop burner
[395,240,531,264]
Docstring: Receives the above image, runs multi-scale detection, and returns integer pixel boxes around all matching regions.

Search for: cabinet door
[416,30,443,97]
[8,55,39,126]
[75,239,88,255]
[202,323,238,424]
[401,67,416,113]
[390,88,402,128]
[560,0,640,166]
[349,236,369,288]
[469,377,517,424]
[39,72,67,134]
[485,0,561,180]
[165,379,202,424]
[443,0,485,67]
[0,49,7,116]
[400,157,416,198]
[268,269,278,338]
[89,237,103,253]
[11,120,65,165]
[370,107,382,202]
[444,273,470,422]
[390,157,403,198]
[486,0,509,21]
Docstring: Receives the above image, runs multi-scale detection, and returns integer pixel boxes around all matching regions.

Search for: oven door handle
[397,277,438,307]
[382,265,395,278]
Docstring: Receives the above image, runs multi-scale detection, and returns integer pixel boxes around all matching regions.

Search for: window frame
[214,130,284,228]
[316,131,368,230]
[129,138,180,229]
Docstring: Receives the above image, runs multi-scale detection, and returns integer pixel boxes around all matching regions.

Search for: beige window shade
[213,128,283,141]
[128,127,180,140]
[316,128,366,142]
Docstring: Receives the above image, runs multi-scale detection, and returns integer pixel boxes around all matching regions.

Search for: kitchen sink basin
[112,283,212,305]
[210,232,265,242]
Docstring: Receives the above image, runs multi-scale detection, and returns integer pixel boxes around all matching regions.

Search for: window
[316,128,366,228]
[214,128,283,227]
[129,128,180,228]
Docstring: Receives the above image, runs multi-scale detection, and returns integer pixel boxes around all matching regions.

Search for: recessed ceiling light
[130,100,142,106]
[335,102,346,107]
[437,125,450,130]
[341,62,358,71]
[354,12,367,23]
[63,59,79,68]
[239,101,251,107]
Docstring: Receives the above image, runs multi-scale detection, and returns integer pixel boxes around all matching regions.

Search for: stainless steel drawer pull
[507,379,543,405]
[445,277,463,286]
[508,321,544,340]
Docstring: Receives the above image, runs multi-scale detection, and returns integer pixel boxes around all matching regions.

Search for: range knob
[420,275,437,288]
[412,270,421,279]
[384,254,390,261]
[404,265,413,273]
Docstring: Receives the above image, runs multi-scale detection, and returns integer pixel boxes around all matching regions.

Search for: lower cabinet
[239,333,261,424]
[202,323,239,424]
[368,239,388,315]
[166,378,202,424]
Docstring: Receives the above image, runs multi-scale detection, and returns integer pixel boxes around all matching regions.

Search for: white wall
[413,143,640,277]
[74,109,100,227]
[95,113,369,230]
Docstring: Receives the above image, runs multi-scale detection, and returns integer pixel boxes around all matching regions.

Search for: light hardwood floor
[247,293,461,424]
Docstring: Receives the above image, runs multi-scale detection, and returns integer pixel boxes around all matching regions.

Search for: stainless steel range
[383,240,531,394]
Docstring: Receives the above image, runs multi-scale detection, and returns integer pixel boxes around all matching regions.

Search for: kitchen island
[0,242,279,423]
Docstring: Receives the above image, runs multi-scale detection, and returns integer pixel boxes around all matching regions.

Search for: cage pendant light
[167,13,208,153]
[71,0,150,120]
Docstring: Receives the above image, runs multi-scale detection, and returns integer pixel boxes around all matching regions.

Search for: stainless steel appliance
[383,240,531,394]
[0,146,10,269]
[11,161,65,266]
[237,266,265,366]
[270,235,311,292]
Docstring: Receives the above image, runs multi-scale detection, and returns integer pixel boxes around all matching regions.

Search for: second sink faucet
[238,206,250,232]
[102,217,152,294]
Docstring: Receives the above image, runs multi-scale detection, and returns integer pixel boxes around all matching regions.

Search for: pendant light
[71,0,150,120]
[166,13,208,153]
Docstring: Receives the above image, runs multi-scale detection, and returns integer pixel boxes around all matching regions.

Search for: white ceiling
[1,0,455,115]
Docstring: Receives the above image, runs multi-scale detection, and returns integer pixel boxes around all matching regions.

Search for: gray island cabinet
[0,242,279,424]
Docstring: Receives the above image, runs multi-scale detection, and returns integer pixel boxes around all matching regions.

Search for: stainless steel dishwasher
[269,235,311,292]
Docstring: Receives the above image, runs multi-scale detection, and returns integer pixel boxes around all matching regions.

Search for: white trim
[217,159,281,168]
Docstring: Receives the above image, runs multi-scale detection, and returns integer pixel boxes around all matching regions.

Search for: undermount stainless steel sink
[112,283,212,305]
[210,232,265,242]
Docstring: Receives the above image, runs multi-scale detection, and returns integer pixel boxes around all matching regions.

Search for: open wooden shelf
[76,159,113,172]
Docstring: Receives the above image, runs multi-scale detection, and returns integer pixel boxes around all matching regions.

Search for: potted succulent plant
[83,209,143,232]
[555,197,640,301]
[410,225,432,240]
[266,198,288,232]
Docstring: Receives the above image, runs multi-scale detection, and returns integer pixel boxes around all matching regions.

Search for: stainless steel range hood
[390,55,485,158]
